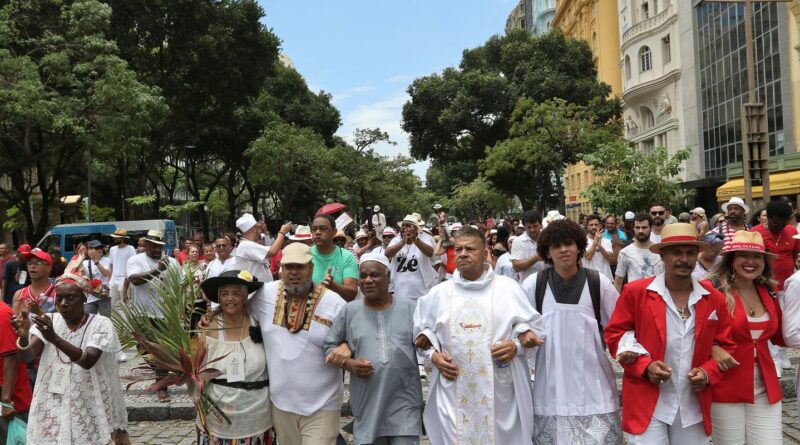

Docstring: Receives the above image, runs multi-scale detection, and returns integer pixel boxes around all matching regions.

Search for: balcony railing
[622,4,674,44]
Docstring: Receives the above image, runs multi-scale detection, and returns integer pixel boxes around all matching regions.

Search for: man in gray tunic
[324,253,423,445]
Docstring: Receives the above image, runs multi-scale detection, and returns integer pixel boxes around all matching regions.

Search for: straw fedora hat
[721,230,777,259]
[397,214,422,233]
[649,223,709,254]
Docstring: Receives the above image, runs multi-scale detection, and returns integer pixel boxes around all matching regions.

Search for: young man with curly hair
[520,219,623,444]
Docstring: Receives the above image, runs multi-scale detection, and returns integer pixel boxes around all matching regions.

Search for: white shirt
[372,213,387,235]
[509,232,545,282]
[650,232,662,244]
[235,239,273,283]
[83,257,112,303]
[582,236,613,280]
[109,244,136,286]
[616,244,664,283]
[781,270,800,415]
[495,252,517,281]
[647,274,707,428]
[388,233,437,300]
[126,253,181,317]
[250,281,346,416]
[205,256,236,279]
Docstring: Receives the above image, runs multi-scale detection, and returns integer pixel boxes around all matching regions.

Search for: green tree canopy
[481,98,619,211]
[0,0,166,241]
[401,29,620,183]
[446,177,512,222]
[582,142,695,215]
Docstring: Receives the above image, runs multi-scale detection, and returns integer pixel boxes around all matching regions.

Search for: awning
[716,170,800,200]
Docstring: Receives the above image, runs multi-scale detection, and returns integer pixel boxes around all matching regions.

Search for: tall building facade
[506,0,559,36]
[618,1,700,182]
[698,2,798,209]
[506,0,530,33]
[534,0,557,35]
[553,0,622,219]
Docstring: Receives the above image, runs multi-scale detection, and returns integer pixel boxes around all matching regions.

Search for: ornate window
[639,46,652,72]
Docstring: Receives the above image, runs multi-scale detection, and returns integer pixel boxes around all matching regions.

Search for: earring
[729,273,736,284]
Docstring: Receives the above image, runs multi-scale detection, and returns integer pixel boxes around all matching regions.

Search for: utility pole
[706,0,789,211]
[87,146,93,222]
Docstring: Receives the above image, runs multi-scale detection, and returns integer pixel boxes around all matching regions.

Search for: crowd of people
[1,196,800,444]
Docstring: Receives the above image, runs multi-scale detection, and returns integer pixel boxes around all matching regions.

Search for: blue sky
[258,0,518,179]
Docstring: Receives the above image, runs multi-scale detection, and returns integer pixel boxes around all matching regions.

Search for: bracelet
[16,337,31,351]
[73,349,87,365]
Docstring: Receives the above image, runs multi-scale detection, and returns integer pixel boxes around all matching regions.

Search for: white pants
[711,366,783,444]
[627,409,708,444]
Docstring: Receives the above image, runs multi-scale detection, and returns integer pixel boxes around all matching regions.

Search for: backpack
[534,267,604,339]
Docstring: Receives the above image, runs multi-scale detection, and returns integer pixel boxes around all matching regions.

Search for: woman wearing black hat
[197,270,271,444]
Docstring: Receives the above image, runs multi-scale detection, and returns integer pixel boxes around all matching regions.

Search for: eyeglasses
[28,260,49,267]
[382,235,394,239]
[214,244,229,249]
[650,211,665,216]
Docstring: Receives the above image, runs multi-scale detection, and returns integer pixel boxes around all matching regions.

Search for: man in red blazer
[605,223,736,443]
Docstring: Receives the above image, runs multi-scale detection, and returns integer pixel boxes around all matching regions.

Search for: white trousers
[627,409,708,444]
[711,366,783,444]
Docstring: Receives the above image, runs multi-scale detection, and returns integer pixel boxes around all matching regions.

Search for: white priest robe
[414,264,541,445]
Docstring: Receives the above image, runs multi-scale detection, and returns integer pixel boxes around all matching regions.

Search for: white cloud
[330,85,376,105]
[338,90,429,179]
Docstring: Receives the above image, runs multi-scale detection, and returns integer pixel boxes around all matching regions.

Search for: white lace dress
[28,313,128,444]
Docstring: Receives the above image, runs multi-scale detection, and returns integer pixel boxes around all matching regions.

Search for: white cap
[721,197,750,214]
[624,211,635,220]
[355,230,368,240]
[433,203,442,210]
[382,227,396,236]
[373,205,381,212]
[359,252,390,269]
[236,213,257,233]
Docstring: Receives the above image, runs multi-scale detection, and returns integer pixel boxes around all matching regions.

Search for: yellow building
[553,0,621,220]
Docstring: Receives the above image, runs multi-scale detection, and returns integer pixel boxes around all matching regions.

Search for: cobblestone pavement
[127,404,800,444]
[122,350,800,443]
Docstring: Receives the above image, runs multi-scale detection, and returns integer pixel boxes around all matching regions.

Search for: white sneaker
[117,351,128,363]
[418,365,427,380]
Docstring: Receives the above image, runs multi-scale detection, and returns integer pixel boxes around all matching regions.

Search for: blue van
[36,220,178,260]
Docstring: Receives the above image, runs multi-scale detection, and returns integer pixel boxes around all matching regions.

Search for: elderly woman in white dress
[197,270,272,445]
[12,273,129,444]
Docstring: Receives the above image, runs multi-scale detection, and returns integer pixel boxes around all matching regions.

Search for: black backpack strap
[534,268,551,314]
[586,268,602,334]
[764,282,778,300]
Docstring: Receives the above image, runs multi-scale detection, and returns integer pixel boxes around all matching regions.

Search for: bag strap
[534,267,551,314]
[586,268,602,333]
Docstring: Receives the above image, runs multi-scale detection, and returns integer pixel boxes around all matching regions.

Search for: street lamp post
[707,0,789,210]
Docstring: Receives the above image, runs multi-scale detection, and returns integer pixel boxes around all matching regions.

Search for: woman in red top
[706,230,784,443]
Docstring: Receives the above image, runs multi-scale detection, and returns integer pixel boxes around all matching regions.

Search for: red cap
[28,248,53,266]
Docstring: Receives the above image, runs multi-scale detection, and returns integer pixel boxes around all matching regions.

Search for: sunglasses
[650,211,665,216]
[382,235,394,239]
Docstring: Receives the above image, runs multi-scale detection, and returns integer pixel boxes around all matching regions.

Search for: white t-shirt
[83,257,112,303]
[235,239,273,283]
[581,237,613,280]
[388,233,437,300]
[205,256,236,279]
[109,245,136,286]
[650,233,662,244]
[495,252,518,281]
[509,232,545,282]
[126,253,182,317]
[615,244,664,283]
[249,282,346,416]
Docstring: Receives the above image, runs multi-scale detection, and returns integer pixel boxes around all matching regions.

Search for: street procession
[4,1,800,444]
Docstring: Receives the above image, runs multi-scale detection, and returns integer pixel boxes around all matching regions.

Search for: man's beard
[285,280,313,295]
[636,232,650,242]
[727,214,744,225]
[652,218,664,227]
